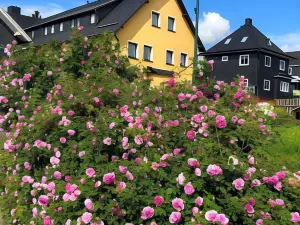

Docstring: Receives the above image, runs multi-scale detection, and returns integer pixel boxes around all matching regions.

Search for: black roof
[8,12,41,29]
[286,51,300,65]
[202,18,292,59]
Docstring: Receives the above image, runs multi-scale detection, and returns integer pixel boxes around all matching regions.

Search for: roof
[24,0,120,30]
[202,18,293,59]
[8,11,41,29]
[286,51,300,65]
[0,8,32,43]
[147,66,174,76]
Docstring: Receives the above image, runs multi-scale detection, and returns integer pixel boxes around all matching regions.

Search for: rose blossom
[184,182,195,195]
[172,198,184,211]
[103,172,115,184]
[169,212,181,224]
[141,207,154,220]
[154,196,164,207]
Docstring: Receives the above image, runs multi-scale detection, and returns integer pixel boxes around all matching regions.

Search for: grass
[263,124,300,172]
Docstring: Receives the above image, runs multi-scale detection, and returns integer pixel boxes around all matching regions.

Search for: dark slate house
[286,51,300,91]
[21,0,149,46]
[0,7,34,57]
[201,18,296,100]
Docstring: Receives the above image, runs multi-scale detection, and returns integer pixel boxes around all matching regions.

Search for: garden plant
[0,28,300,225]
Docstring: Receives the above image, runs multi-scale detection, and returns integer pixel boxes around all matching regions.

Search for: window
[51,25,55,34]
[239,55,249,66]
[280,81,289,92]
[152,11,160,27]
[241,36,248,42]
[77,18,80,27]
[224,38,232,44]
[264,80,270,91]
[128,42,138,59]
[44,27,48,36]
[288,67,292,75]
[268,40,272,46]
[265,56,271,67]
[244,79,249,87]
[166,50,174,65]
[32,30,35,39]
[71,19,75,28]
[168,17,175,31]
[60,22,64,32]
[180,53,188,67]
[91,13,96,24]
[143,45,152,61]
[280,60,285,71]
[222,56,228,61]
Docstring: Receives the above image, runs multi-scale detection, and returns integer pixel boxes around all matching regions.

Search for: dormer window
[224,38,231,44]
[268,40,272,46]
[241,37,248,42]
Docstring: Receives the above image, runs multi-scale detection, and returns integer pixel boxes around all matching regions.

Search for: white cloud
[198,12,230,46]
[270,33,300,52]
[0,3,65,18]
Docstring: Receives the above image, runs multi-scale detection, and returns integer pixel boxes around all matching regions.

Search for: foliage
[0,28,300,225]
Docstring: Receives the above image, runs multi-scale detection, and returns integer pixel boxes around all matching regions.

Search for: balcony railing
[276,98,300,107]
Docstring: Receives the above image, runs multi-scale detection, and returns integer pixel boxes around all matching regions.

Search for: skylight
[241,37,248,42]
[224,38,232,44]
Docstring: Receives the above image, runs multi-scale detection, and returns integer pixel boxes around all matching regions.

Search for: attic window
[241,37,248,42]
[224,38,231,44]
[268,40,272,46]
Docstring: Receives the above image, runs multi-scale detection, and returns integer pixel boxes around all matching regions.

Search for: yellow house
[16,0,205,85]
[115,0,205,85]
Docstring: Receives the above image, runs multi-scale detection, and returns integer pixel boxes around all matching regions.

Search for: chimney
[32,11,41,18]
[7,6,21,15]
[245,18,252,25]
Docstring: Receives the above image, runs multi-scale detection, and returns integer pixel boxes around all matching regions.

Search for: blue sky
[1,0,300,51]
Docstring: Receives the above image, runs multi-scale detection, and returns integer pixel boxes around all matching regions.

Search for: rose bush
[0,28,300,225]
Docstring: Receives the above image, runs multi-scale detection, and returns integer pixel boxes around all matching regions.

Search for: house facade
[286,51,300,92]
[201,18,296,100]
[2,0,205,85]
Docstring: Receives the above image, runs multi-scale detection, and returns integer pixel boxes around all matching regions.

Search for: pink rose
[154,196,164,207]
[85,199,94,211]
[195,197,203,207]
[207,164,223,176]
[195,168,202,177]
[60,137,66,144]
[103,172,115,184]
[119,166,127,174]
[205,210,218,222]
[216,115,227,129]
[184,182,195,195]
[38,195,49,206]
[232,178,245,191]
[176,173,185,185]
[67,130,76,136]
[186,130,195,140]
[103,137,112,145]
[256,219,263,225]
[178,93,185,101]
[141,206,154,220]
[81,212,92,224]
[86,168,96,178]
[169,212,181,224]
[245,204,255,215]
[172,198,184,211]
[291,212,300,223]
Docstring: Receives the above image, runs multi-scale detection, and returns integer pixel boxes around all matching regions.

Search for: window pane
[152,13,159,26]
[77,18,80,26]
[71,19,75,27]
[181,54,187,66]
[144,46,151,60]
[167,51,173,64]
[168,17,174,31]
[128,43,137,58]
[91,14,96,23]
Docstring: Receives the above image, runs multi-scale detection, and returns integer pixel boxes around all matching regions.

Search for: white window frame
[224,38,232,44]
[180,52,188,67]
[77,18,80,27]
[268,40,272,46]
[265,56,271,67]
[60,22,64,32]
[244,79,249,87]
[280,81,289,92]
[241,36,248,42]
[264,79,271,91]
[288,67,292,75]
[239,55,249,66]
[128,41,139,59]
[143,44,153,61]
[91,13,96,24]
[71,19,75,28]
[168,16,176,32]
[166,49,174,65]
[32,30,35,39]
[51,25,55,34]
[151,11,161,28]
[222,56,228,61]
[280,60,285,71]
[44,27,48,36]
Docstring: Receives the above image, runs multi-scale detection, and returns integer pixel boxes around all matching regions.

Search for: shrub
[0,28,300,225]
